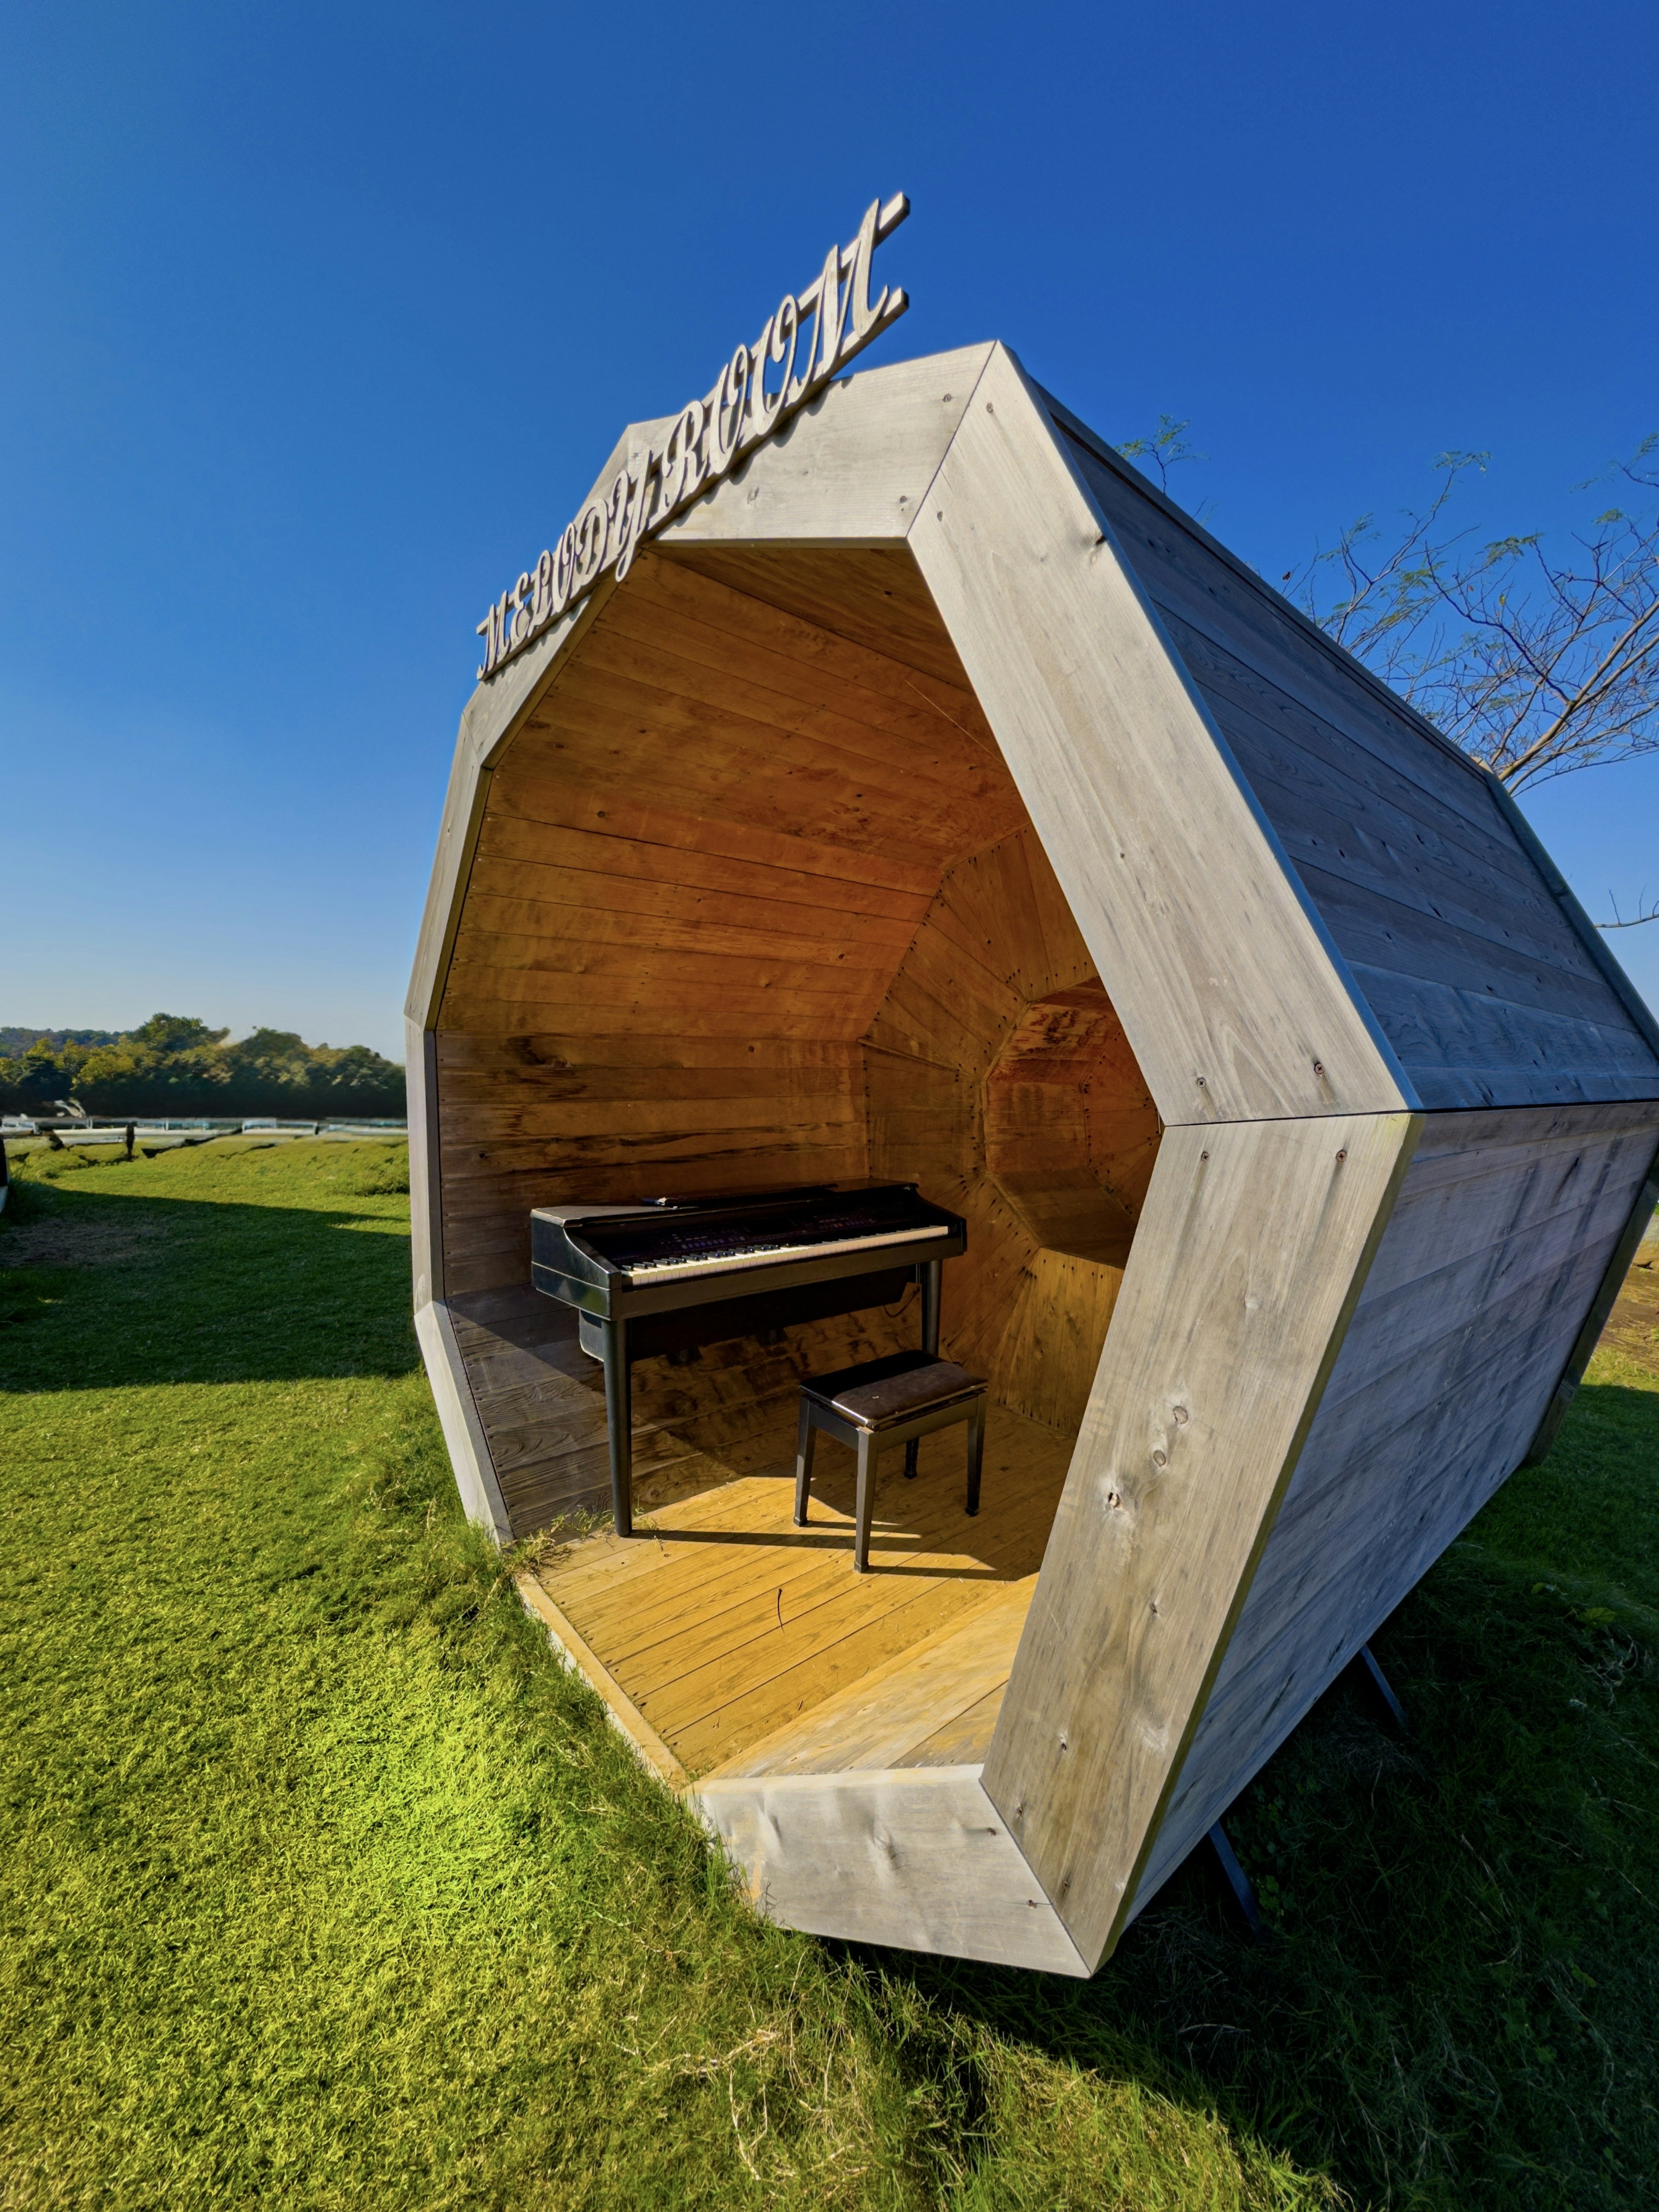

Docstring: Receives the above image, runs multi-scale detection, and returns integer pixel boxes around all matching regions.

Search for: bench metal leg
[793,1399,817,1526]
[965,1401,985,1516]
[906,1264,944,1482]
[1208,1821,1268,1943]
[853,1429,877,1573]
[1353,1642,1410,1735]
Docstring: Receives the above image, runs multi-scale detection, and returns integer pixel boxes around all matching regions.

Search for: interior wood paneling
[434,546,1158,1551]
[861,826,1162,1434]
[661,544,979,688]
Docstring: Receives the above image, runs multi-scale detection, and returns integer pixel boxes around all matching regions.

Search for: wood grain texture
[660,343,994,554]
[406,581,616,1033]
[907,346,1412,1126]
[710,1583,1031,1779]
[1523,1140,1659,1464]
[696,1764,1088,1974]
[413,1298,512,1543]
[526,1399,1072,1775]
[1128,1100,1659,1915]
[1483,764,1659,1070]
[981,1109,1421,1969]
[858,824,1161,1424]
[1049,415,1659,1111]
[664,544,975,688]
[408,341,1656,1984]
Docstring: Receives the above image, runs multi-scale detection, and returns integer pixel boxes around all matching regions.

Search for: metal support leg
[1353,1642,1409,1735]
[1208,1822,1268,1942]
[601,1316,633,1538]
[853,1429,877,1573]
[965,1401,985,1516]
[793,1400,817,1526]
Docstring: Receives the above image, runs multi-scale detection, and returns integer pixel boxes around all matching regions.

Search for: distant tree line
[0,1014,406,1119]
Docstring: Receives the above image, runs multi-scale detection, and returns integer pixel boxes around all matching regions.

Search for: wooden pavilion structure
[408,340,1659,1975]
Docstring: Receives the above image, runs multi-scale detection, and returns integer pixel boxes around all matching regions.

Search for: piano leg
[601,1315,633,1538]
[906,1261,945,1480]
[921,1259,942,1356]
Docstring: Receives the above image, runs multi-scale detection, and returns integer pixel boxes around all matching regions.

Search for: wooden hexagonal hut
[409,337,1659,1976]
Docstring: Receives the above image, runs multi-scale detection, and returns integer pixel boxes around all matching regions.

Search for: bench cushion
[801,1349,986,1430]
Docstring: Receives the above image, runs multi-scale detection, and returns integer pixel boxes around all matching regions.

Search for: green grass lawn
[2,1139,1656,2210]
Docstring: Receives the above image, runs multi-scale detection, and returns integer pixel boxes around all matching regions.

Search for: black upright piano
[529,1182,967,1535]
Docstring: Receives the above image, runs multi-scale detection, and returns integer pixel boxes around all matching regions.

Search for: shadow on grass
[0,1171,419,1390]
[857,1374,1659,2210]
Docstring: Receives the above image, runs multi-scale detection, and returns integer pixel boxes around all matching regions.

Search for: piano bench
[793,1351,988,1573]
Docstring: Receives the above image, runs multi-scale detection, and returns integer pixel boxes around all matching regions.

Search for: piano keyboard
[620,1222,951,1284]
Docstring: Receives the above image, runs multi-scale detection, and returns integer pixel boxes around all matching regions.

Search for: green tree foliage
[0,1015,404,1120]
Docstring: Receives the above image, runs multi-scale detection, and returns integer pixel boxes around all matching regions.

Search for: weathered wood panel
[1051,415,1659,1111]
[909,347,1411,1126]
[981,1109,1421,1970]
[696,1765,1087,1974]
[1129,1102,1659,1913]
[661,343,995,557]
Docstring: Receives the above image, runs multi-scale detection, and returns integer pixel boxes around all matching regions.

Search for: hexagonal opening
[434,536,1164,1780]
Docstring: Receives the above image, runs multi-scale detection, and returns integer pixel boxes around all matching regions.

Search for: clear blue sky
[3,0,1655,1059]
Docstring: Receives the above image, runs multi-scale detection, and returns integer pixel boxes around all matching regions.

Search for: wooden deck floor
[524,1399,1075,1784]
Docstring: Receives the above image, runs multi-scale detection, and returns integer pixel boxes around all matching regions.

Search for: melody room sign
[475,193,910,679]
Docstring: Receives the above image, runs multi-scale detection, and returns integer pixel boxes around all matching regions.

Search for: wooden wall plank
[608,559,1002,768]
[1058,433,1498,838]
[1126,1100,1659,1915]
[666,544,977,690]
[661,344,997,556]
[457,890,909,972]
[480,782,941,900]
[1346,966,1659,1107]
[992,1249,1124,1431]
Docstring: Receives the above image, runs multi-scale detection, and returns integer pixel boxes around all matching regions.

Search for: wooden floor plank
[709,1581,1033,1780]
[569,1430,1058,1666]
[528,1401,1072,1778]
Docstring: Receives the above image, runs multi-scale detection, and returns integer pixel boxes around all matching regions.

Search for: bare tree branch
[1599,892,1659,930]
[1289,436,1659,790]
